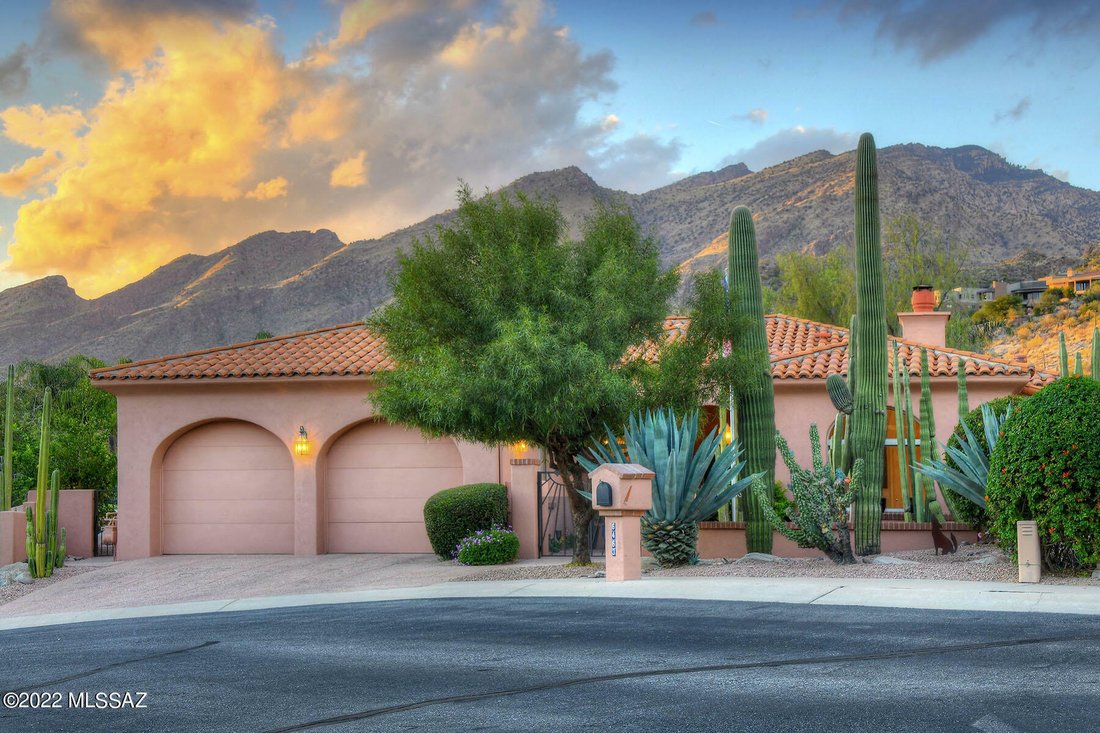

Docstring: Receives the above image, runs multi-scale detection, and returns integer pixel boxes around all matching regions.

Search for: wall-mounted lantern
[294,426,311,457]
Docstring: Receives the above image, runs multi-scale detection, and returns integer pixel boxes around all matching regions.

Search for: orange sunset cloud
[0,0,681,298]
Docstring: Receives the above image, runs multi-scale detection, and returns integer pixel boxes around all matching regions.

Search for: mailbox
[587,464,654,512]
[587,463,654,582]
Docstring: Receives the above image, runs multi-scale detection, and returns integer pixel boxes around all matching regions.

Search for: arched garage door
[326,421,462,553]
[162,421,294,554]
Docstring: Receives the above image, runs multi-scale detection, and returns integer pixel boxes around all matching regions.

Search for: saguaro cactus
[1059,333,1069,377]
[850,133,888,555]
[1092,328,1100,381]
[917,348,946,522]
[32,388,51,577]
[1074,351,1084,377]
[891,343,913,520]
[727,206,776,553]
[2,364,12,511]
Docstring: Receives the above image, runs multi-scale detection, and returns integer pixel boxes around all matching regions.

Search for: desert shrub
[972,295,1024,325]
[941,395,1028,530]
[423,483,508,559]
[987,377,1100,568]
[455,525,519,565]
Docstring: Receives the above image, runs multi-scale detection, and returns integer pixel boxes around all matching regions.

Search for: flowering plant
[454,524,519,566]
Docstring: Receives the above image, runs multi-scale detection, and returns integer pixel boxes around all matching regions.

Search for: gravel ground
[0,561,102,607]
[452,545,1100,586]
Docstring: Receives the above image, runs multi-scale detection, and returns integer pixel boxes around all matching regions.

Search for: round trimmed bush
[455,525,520,565]
[987,377,1100,568]
[423,483,508,559]
[941,395,1027,530]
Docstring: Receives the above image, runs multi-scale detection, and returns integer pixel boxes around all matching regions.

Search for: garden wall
[697,520,979,559]
[0,489,96,564]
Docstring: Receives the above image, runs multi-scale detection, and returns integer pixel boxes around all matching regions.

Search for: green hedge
[987,377,1100,568]
[423,483,509,559]
[941,395,1027,530]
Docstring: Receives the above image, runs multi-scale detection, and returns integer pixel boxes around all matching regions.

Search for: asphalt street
[2,597,1099,732]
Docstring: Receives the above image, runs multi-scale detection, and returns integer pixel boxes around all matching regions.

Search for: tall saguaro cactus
[1059,333,1069,377]
[1092,328,1100,381]
[727,206,776,553]
[32,388,52,577]
[850,133,888,555]
[2,364,12,511]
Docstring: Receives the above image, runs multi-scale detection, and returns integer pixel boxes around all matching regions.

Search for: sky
[0,0,1097,298]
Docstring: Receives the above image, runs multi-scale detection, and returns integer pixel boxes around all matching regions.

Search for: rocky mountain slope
[3,143,1099,365]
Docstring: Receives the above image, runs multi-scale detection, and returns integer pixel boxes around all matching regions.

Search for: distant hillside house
[1043,268,1100,294]
[92,305,1048,560]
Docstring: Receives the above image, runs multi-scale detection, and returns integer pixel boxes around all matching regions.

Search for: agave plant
[578,408,761,567]
[914,402,1014,510]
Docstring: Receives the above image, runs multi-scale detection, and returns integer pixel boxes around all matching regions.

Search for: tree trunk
[547,441,597,565]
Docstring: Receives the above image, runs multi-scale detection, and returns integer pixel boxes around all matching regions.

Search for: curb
[2,576,1099,630]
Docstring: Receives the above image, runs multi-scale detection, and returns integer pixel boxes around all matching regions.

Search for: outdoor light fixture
[722,424,733,445]
[294,426,311,457]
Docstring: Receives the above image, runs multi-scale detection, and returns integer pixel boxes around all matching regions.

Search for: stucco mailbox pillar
[588,463,653,582]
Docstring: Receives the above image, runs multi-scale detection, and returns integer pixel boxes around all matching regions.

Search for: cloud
[330,151,368,188]
[994,96,1031,122]
[0,44,31,97]
[600,113,620,131]
[0,0,684,297]
[245,177,289,200]
[734,107,768,125]
[835,0,1100,63]
[722,126,858,171]
[690,11,718,26]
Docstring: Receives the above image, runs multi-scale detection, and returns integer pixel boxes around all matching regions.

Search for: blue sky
[0,0,1097,296]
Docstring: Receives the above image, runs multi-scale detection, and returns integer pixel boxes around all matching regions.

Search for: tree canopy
[1,355,117,522]
[369,187,679,562]
[772,214,971,337]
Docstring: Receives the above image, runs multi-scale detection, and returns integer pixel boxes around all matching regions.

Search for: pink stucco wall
[0,489,96,564]
[0,509,27,566]
[98,378,505,559]
[24,489,97,559]
[98,369,1027,559]
[772,375,1028,515]
[697,521,979,558]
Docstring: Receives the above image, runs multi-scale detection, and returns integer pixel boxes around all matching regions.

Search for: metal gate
[537,471,604,558]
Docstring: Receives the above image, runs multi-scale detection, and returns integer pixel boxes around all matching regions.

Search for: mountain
[3,143,1100,365]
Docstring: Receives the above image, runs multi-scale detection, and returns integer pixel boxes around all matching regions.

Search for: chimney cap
[910,285,936,312]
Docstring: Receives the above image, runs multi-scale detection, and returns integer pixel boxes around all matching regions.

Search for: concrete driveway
[0,554,474,617]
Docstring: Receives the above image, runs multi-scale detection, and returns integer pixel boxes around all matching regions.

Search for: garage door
[162,421,294,554]
[326,421,462,553]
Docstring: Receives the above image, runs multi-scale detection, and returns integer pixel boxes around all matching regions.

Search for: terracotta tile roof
[91,323,389,381]
[91,314,1040,385]
[765,315,1036,381]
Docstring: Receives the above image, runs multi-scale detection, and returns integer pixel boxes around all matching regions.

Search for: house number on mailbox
[610,521,617,557]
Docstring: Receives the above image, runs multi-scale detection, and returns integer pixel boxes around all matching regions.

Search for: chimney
[897,285,949,348]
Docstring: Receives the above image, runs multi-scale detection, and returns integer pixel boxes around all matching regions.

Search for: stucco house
[90,303,1045,560]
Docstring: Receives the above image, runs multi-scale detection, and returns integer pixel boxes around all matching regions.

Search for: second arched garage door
[162,421,295,554]
[325,421,463,553]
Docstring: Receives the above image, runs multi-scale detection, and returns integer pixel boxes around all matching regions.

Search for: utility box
[587,463,653,582]
[1017,520,1041,583]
